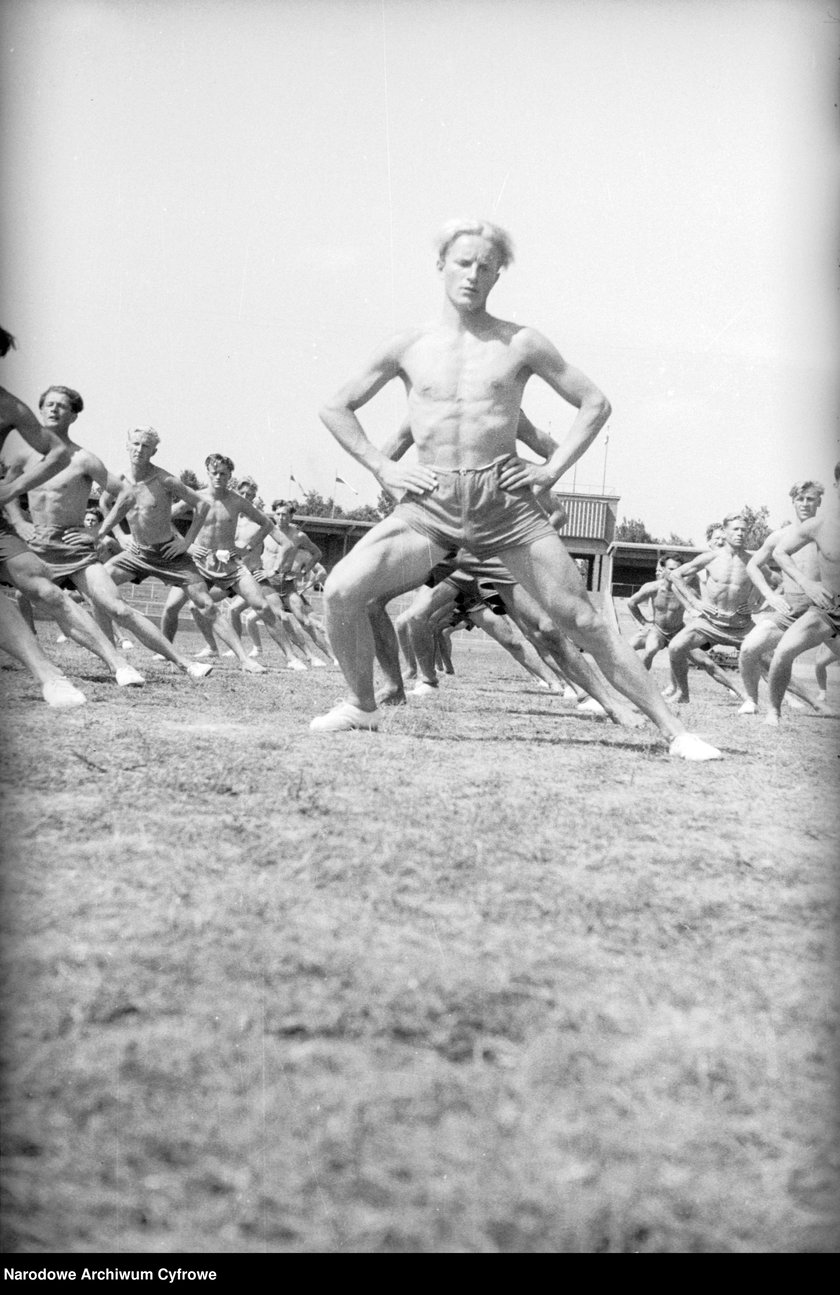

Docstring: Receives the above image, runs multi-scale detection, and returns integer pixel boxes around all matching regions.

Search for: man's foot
[55,633,69,645]
[247,646,261,658]
[286,658,308,671]
[410,681,439,697]
[784,694,806,710]
[764,710,781,728]
[561,684,579,702]
[376,687,406,707]
[120,639,134,651]
[668,692,690,705]
[222,649,236,658]
[42,677,87,708]
[194,647,219,659]
[669,733,723,761]
[115,665,145,687]
[242,658,268,674]
[738,699,758,715]
[185,661,214,681]
[310,702,381,732]
[309,657,328,668]
[577,697,608,718]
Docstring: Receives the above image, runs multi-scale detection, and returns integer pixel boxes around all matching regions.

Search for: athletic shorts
[685,608,753,649]
[190,545,248,594]
[759,593,812,632]
[26,525,99,584]
[0,514,31,572]
[647,621,681,647]
[816,594,840,638]
[393,456,556,561]
[254,569,295,608]
[107,540,201,588]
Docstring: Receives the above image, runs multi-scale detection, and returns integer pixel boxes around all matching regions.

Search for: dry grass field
[1,610,838,1254]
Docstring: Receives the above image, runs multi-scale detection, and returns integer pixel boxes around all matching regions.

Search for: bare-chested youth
[312,217,720,758]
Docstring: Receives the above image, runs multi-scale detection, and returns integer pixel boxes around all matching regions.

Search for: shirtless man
[223,478,315,669]
[311,217,719,758]
[666,513,765,703]
[0,382,157,688]
[626,555,686,668]
[764,462,840,726]
[158,454,295,672]
[0,330,86,706]
[262,502,333,662]
[738,480,832,715]
[97,428,271,674]
[4,391,223,685]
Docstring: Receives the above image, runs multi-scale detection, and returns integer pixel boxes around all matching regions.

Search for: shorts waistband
[427,455,509,476]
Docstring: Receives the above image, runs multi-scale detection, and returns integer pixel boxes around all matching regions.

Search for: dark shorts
[760,593,812,632]
[26,526,99,584]
[817,595,840,638]
[0,515,31,574]
[685,608,753,649]
[190,545,247,594]
[108,541,201,588]
[394,457,556,561]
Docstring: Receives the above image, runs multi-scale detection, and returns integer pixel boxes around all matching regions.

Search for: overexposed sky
[2,0,837,542]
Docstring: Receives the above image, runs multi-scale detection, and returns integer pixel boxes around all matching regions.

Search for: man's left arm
[498,332,611,492]
[772,521,831,608]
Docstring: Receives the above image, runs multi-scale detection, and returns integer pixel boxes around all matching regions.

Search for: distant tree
[737,504,772,549]
[376,489,396,518]
[615,517,658,543]
[666,531,694,546]
[298,490,344,518]
[179,468,205,490]
[343,502,382,523]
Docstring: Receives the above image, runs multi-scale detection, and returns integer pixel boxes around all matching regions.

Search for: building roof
[555,492,619,542]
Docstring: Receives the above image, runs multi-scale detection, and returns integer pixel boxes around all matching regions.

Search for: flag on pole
[289,472,306,495]
[335,474,359,495]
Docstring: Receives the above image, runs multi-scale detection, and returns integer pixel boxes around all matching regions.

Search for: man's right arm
[745,530,792,615]
[626,582,657,624]
[0,403,70,506]
[319,335,438,498]
[667,553,715,614]
[772,520,830,608]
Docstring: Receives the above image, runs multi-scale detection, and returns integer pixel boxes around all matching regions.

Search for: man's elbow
[594,393,612,425]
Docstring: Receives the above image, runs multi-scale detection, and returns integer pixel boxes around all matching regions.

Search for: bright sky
[2,0,837,543]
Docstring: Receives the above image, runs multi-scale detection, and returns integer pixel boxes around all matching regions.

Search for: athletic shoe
[309,657,328,668]
[577,697,607,717]
[562,685,579,702]
[55,633,69,645]
[194,647,219,659]
[669,733,722,761]
[42,678,86,708]
[410,681,439,697]
[120,640,134,651]
[785,694,806,710]
[185,662,214,681]
[115,665,145,687]
[222,650,236,658]
[247,647,261,658]
[286,658,308,671]
[310,702,381,732]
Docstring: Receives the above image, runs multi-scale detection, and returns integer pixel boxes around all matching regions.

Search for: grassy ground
[0,614,838,1253]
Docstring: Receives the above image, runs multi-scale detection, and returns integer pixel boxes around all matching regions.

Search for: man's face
[792,489,821,522]
[238,481,257,502]
[709,528,726,548]
[663,559,680,578]
[84,510,100,531]
[40,390,77,433]
[127,434,157,469]
[439,235,500,312]
[273,505,292,525]
[208,463,232,490]
[723,518,747,547]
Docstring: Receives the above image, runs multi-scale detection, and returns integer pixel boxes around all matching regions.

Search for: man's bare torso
[123,468,181,546]
[26,442,94,530]
[702,548,763,616]
[194,491,243,551]
[402,318,529,469]
[651,581,685,632]
[812,513,840,595]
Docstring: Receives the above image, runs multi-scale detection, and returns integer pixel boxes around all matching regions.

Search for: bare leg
[368,598,407,704]
[500,537,692,743]
[0,596,86,705]
[766,609,833,725]
[74,566,209,676]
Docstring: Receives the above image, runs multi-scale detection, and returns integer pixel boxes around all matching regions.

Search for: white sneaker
[669,733,722,761]
[562,685,579,702]
[194,647,218,659]
[577,697,607,717]
[410,681,439,697]
[309,657,328,668]
[247,647,261,658]
[310,702,380,732]
[115,665,145,687]
[55,633,69,645]
[185,662,214,681]
[42,677,86,708]
[286,658,308,671]
[120,640,134,651]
